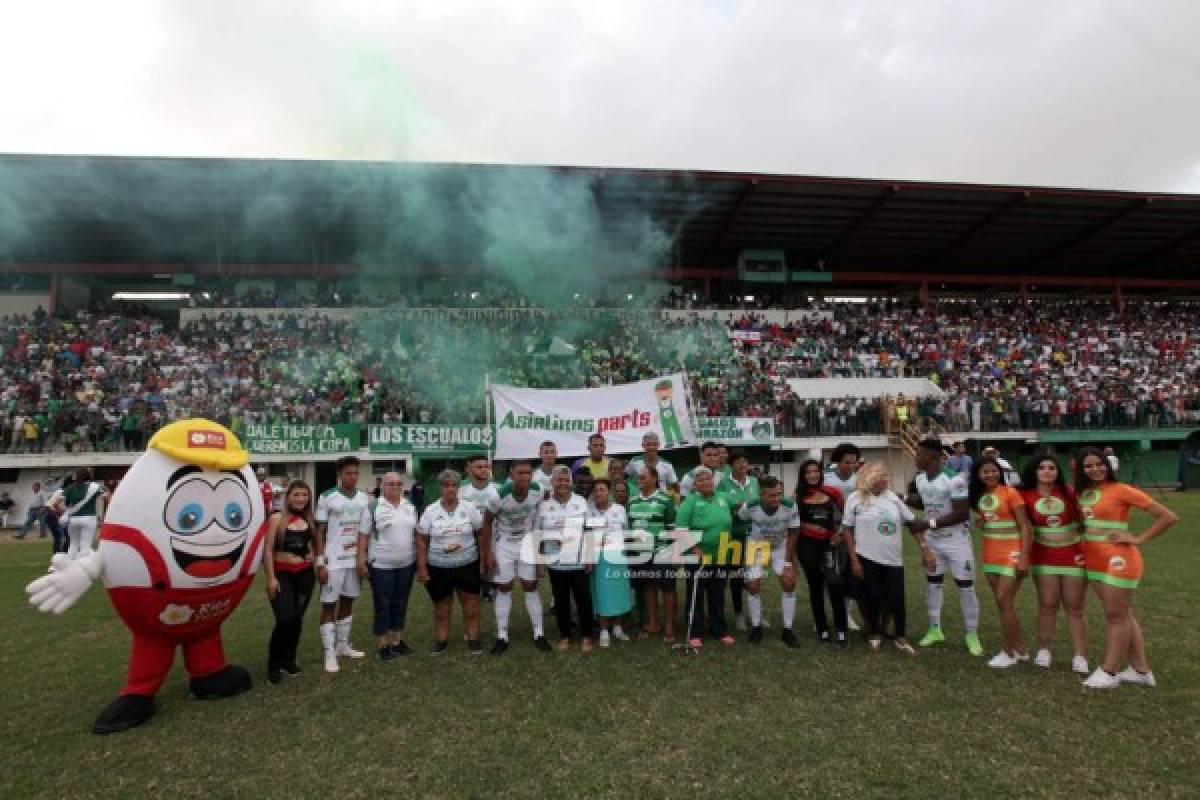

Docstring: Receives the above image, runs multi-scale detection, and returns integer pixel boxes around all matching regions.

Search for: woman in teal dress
[588,479,633,647]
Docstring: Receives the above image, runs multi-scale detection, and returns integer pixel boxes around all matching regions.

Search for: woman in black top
[795,460,849,645]
[263,480,317,684]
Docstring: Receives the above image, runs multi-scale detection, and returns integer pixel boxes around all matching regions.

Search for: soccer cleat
[324,649,339,672]
[1033,649,1052,668]
[965,632,984,656]
[282,662,303,676]
[336,643,365,659]
[1071,655,1089,675]
[988,651,1020,669]
[1082,668,1120,690]
[688,637,704,648]
[749,625,763,644]
[389,641,413,656]
[1015,651,1030,662]
[581,638,595,653]
[1116,667,1156,687]
[781,629,800,649]
[612,625,630,642]
[817,630,831,644]
[468,639,484,656]
[918,627,945,647]
[719,635,736,645]
[267,667,284,684]
[735,614,748,632]
[894,640,916,656]
[377,647,397,662]
[430,640,449,656]
[533,635,553,653]
[599,630,611,648]
[490,638,509,656]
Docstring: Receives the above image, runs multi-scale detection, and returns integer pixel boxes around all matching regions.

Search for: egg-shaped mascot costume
[26,419,267,734]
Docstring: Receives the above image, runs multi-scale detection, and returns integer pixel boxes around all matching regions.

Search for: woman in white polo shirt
[840,462,935,654]
[358,472,418,661]
[416,469,485,656]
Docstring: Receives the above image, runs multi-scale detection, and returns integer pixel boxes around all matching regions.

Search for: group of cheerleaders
[968,444,1180,689]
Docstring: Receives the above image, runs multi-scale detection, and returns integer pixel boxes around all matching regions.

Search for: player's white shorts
[67,516,99,560]
[926,533,974,582]
[743,537,792,583]
[319,566,362,603]
[489,536,537,584]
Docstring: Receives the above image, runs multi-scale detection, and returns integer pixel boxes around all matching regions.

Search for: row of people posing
[840,441,1178,689]
[261,453,845,681]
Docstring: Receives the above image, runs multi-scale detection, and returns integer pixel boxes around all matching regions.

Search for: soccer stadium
[5,3,1200,797]
[3,153,1199,798]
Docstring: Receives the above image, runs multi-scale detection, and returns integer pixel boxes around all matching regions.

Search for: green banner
[368,424,495,455]
[244,424,360,455]
[696,417,776,444]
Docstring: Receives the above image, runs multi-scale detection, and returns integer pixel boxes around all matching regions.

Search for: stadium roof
[2,154,1199,282]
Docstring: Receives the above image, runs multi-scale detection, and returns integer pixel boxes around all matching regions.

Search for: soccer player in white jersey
[460,454,497,509]
[460,454,497,600]
[625,432,679,492]
[481,459,551,655]
[824,443,862,630]
[532,441,558,496]
[314,456,373,672]
[911,438,984,655]
[681,441,723,497]
[737,476,802,647]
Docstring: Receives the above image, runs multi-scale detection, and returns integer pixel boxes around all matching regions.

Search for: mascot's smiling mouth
[170,536,245,579]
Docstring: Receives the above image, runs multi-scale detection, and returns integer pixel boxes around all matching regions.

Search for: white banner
[492,374,698,459]
[696,416,776,444]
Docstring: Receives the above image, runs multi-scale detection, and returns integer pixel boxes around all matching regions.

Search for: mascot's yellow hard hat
[147,419,250,471]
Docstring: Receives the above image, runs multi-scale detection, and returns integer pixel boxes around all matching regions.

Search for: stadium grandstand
[1,154,1198,513]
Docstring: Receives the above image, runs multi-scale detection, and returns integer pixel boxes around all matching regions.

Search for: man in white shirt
[911,439,983,656]
[314,456,373,673]
[359,472,418,661]
[625,433,679,493]
[481,460,550,655]
[532,441,559,494]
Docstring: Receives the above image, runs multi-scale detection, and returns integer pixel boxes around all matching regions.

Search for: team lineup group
[262,431,1179,690]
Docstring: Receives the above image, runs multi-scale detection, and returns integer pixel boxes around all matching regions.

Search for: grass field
[3,494,1199,799]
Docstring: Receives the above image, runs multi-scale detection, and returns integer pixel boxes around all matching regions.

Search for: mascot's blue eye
[224,502,246,528]
[177,503,205,532]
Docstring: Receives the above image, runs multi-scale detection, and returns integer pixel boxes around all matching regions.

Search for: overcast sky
[3,1,1198,191]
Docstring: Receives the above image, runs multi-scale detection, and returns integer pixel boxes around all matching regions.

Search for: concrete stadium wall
[0,292,52,317]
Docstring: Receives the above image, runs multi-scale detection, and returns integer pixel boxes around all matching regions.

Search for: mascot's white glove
[26,551,103,615]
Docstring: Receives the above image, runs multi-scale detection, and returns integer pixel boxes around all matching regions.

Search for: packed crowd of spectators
[1,293,1197,454]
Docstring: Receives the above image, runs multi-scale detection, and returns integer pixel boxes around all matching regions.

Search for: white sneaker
[323,649,339,673]
[1116,667,1156,687]
[735,614,748,632]
[1082,668,1120,690]
[598,630,611,648]
[336,643,365,659]
[611,625,630,642]
[987,651,1020,669]
[1071,655,1089,675]
[1033,649,1052,668]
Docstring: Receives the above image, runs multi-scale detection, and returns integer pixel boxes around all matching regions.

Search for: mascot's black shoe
[93,694,155,734]
[189,664,253,699]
